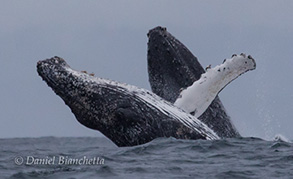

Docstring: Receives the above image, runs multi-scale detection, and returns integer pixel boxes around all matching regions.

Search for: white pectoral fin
[174,53,256,118]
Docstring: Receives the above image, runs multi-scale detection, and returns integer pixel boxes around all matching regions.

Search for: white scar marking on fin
[174,54,256,118]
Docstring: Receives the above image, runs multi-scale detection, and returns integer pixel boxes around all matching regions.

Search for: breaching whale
[147,26,241,138]
[37,57,219,147]
[37,27,257,146]
[37,52,255,147]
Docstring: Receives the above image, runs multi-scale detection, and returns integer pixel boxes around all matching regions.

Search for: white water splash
[255,57,281,140]
[273,134,291,143]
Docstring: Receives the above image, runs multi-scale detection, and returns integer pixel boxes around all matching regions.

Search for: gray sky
[1,1,292,140]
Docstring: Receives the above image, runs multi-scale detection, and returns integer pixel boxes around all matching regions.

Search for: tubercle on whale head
[147,26,167,38]
[37,56,69,69]
[147,26,174,53]
[37,57,71,89]
[37,57,70,82]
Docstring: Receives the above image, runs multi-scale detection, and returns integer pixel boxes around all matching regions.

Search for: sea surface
[0,136,292,179]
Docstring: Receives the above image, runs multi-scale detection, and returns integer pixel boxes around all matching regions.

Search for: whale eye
[223,59,226,63]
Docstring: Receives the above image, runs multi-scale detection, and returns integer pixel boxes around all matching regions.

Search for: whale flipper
[147,26,241,138]
[174,54,256,118]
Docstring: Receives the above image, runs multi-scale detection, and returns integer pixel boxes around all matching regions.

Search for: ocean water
[0,136,292,179]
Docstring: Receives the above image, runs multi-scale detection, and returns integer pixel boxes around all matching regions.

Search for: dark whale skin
[147,26,240,138]
[37,57,219,147]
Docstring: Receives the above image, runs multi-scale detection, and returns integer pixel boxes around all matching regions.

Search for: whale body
[37,57,219,147]
[147,27,241,138]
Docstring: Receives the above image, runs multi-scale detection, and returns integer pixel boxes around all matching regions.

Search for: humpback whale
[147,27,241,138]
[37,27,256,147]
[37,57,219,147]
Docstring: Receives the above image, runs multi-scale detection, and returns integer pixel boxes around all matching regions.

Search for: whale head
[147,26,205,103]
[37,57,108,132]
[37,57,70,94]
